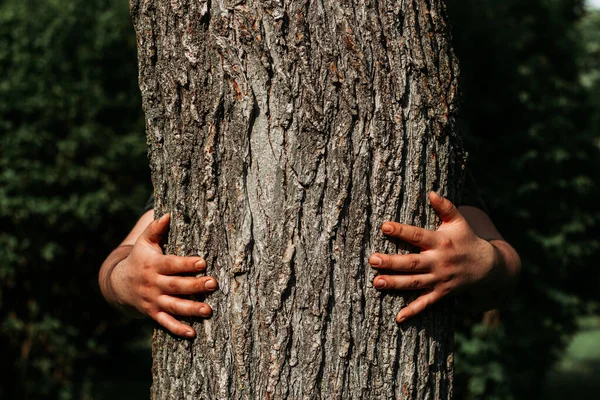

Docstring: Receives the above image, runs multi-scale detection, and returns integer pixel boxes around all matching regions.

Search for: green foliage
[448,0,600,398]
[0,0,151,398]
[580,6,600,136]
[542,316,600,399]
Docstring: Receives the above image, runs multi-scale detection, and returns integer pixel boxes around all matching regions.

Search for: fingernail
[382,223,393,234]
[433,191,442,201]
[200,306,211,316]
[374,278,386,289]
[160,213,169,222]
[195,260,206,270]
[397,315,406,324]
[370,255,382,267]
[205,279,217,290]
[185,329,195,338]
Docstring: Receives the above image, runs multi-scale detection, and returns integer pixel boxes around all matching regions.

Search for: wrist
[99,245,142,317]
[488,239,521,291]
[465,238,519,312]
[109,257,145,318]
[487,239,504,280]
[458,238,506,313]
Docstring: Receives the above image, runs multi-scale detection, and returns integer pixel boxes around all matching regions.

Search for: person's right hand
[111,213,217,338]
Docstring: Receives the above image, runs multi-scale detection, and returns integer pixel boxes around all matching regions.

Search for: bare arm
[99,212,218,338]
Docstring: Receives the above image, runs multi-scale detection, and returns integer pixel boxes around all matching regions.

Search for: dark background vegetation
[1,0,599,398]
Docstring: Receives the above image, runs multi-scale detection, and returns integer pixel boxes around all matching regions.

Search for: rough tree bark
[131,0,463,398]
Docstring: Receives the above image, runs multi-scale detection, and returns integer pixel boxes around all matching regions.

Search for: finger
[154,311,196,339]
[142,213,170,246]
[381,222,437,249]
[396,290,442,323]
[373,274,436,291]
[156,255,207,275]
[157,295,212,318]
[429,192,463,224]
[156,275,218,295]
[369,253,431,273]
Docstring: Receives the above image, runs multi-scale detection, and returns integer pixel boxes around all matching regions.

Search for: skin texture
[99,192,521,338]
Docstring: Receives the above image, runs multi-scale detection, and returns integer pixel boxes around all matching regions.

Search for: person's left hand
[370,191,499,323]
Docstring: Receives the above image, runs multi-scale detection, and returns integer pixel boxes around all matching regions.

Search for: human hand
[370,192,498,323]
[110,213,217,338]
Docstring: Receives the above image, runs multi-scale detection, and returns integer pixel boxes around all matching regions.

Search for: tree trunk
[131,0,462,398]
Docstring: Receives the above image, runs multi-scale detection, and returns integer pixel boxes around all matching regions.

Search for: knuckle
[412,302,425,314]
[165,256,176,271]
[141,302,154,315]
[146,223,160,238]
[167,323,183,336]
[168,280,179,293]
[408,258,419,271]
[449,253,462,265]
[146,221,157,234]
[139,286,154,301]
[141,260,152,271]
[165,300,177,315]
[144,255,161,271]
[421,298,432,310]
[394,224,402,237]
[151,219,162,231]
[183,304,197,316]
[410,279,421,289]
[379,255,390,268]
[142,279,156,293]
[437,261,452,271]
[439,285,453,296]
[438,238,453,250]
[140,269,153,282]
[412,229,424,243]
[139,292,151,304]
[444,203,455,215]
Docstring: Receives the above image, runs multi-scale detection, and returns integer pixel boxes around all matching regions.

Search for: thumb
[429,192,462,224]
[142,213,170,246]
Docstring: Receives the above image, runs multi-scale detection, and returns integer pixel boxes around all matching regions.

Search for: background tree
[447,0,600,398]
[0,0,150,398]
[131,0,463,398]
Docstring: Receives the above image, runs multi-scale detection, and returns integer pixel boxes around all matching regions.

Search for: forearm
[98,245,142,317]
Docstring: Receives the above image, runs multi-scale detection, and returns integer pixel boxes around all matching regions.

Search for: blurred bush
[0,0,151,398]
[1,0,599,399]
[448,0,600,398]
